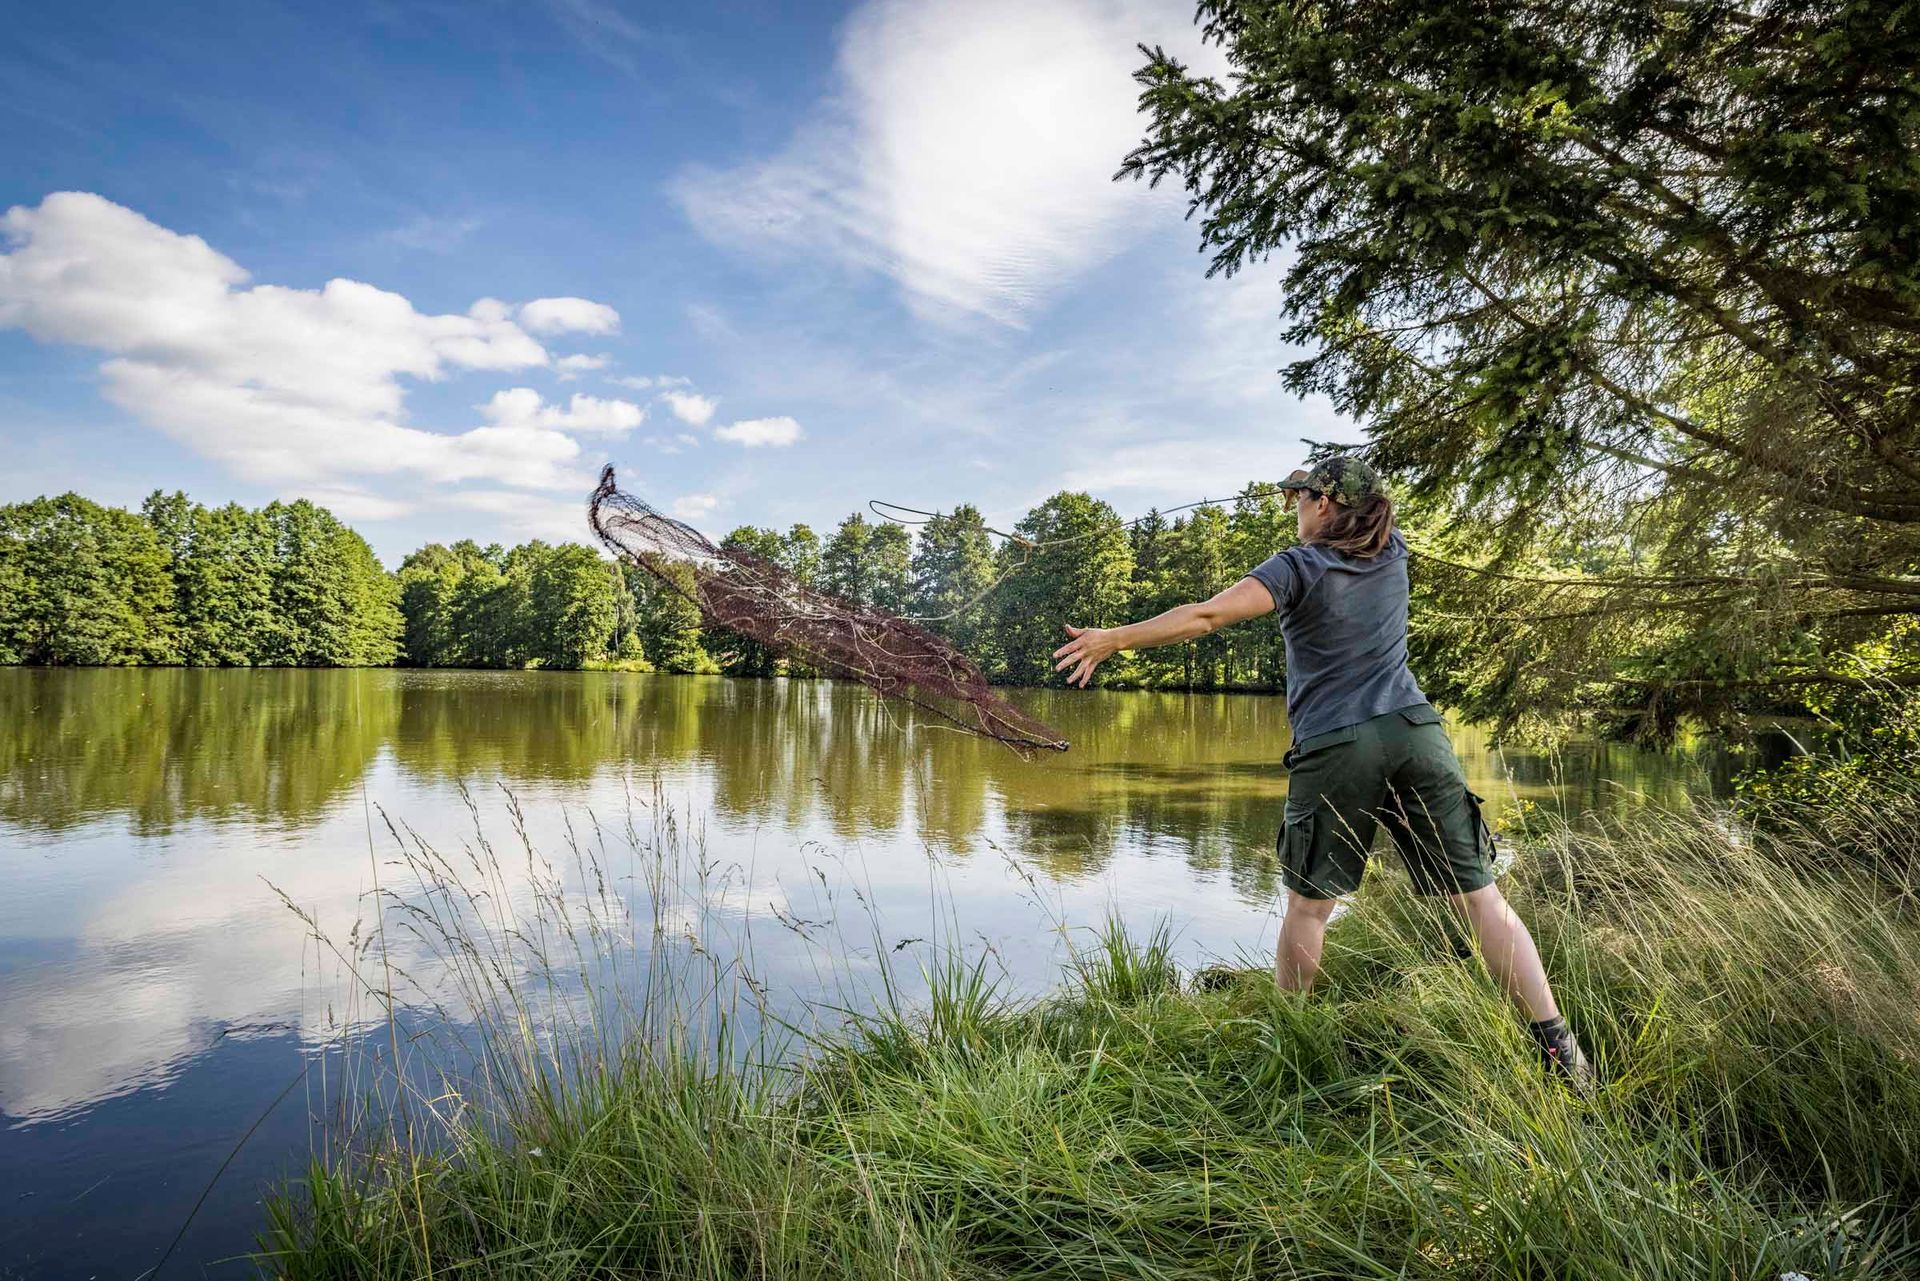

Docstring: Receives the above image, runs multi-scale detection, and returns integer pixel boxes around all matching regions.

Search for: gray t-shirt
[1244,529,1428,741]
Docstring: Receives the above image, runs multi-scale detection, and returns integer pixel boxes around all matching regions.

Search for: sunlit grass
[257,782,1920,1279]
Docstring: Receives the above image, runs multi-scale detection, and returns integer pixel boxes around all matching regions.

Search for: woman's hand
[1052,624,1119,688]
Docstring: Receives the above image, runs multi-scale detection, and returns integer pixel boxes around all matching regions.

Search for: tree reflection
[390,671,707,783]
[0,670,1733,895]
[0,668,397,833]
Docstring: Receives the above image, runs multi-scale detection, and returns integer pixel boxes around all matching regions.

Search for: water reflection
[0,667,1735,1126]
[0,668,1736,851]
[0,668,397,833]
[0,669,1735,1278]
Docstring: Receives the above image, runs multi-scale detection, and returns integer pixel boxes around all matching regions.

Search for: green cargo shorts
[1279,702,1497,900]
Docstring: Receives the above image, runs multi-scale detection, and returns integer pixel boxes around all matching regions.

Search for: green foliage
[261,500,401,666]
[782,523,822,586]
[0,490,403,668]
[988,492,1136,685]
[711,526,793,676]
[633,560,713,675]
[0,494,178,665]
[1735,621,1920,849]
[3,481,1321,690]
[868,521,913,616]
[0,540,20,666]
[1122,0,1920,738]
[822,513,882,607]
[1121,484,1294,689]
[528,544,619,670]
[910,503,997,655]
[169,500,281,665]
[1225,484,1291,685]
[452,545,523,667]
[607,559,642,658]
[396,543,467,667]
[397,540,626,670]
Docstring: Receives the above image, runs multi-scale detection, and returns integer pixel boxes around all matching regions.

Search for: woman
[1052,456,1591,1086]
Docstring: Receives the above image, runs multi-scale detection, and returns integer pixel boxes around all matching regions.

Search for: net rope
[588,466,1069,756]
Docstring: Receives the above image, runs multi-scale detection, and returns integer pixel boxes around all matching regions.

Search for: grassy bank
[260,790,1920,1279]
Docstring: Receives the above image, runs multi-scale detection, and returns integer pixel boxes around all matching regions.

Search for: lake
[0,668,1734,1278]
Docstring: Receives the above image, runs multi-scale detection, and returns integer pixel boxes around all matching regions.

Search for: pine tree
[1161,506,1232,688]
[174,503,280,665]
[781,524,821,587]
[1227,483,1292,689]
[1123,0,1920,732]
[263,500,398,666]
[989,492,1134,685]
[0,529,22,665]
[911,504,997,656]
[869,521,913,616]
[822,514,878,607]
[398,543,465,667]
[608,559,645,663]
[1124,508,1183,686]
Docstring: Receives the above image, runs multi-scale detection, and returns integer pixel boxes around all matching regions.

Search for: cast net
[588,466,1068,755]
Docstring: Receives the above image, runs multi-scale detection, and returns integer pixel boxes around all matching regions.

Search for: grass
[257,782,1920,1279]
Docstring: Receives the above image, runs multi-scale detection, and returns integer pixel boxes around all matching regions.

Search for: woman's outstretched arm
[1052,576,1275,687]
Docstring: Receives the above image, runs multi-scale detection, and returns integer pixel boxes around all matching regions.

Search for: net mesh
[589,466,1068,755]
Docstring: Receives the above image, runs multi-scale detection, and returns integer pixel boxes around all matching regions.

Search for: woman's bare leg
[1275,892,1340,992]
[1457,883,1592,1085]
[1451,883,1558,1020]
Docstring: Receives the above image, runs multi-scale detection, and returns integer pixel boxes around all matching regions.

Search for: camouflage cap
[1277,455,1390,506]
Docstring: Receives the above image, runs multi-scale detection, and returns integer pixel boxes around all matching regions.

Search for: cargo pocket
[1280,802,1317,885]
[1464,789,1496,859]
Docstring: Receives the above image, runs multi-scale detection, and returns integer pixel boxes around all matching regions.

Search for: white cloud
[443,489,594,543]
[661,389,717,426]
[1059,415,1348,496]
[479,388,645,435]
[674,0,1226,324]
[383,213,483,254]
[0,192,636,507]
[669,492,721,520]
[643,430,701,455]
[544,0,655,73]
[713,415,804,448]
[297,487,416,522]
[517,296,621,335]
[555,352,610,378]
[611,372,691,391]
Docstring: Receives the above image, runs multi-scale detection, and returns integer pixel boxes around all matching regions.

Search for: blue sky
[0,0,1357,563]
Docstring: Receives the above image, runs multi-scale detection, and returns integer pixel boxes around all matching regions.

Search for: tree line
[0,492,400,667]
[701,485,1293,688]
[0,486,1309,688]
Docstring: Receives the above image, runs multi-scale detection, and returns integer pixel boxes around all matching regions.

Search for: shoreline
[258,791,1920,1279]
